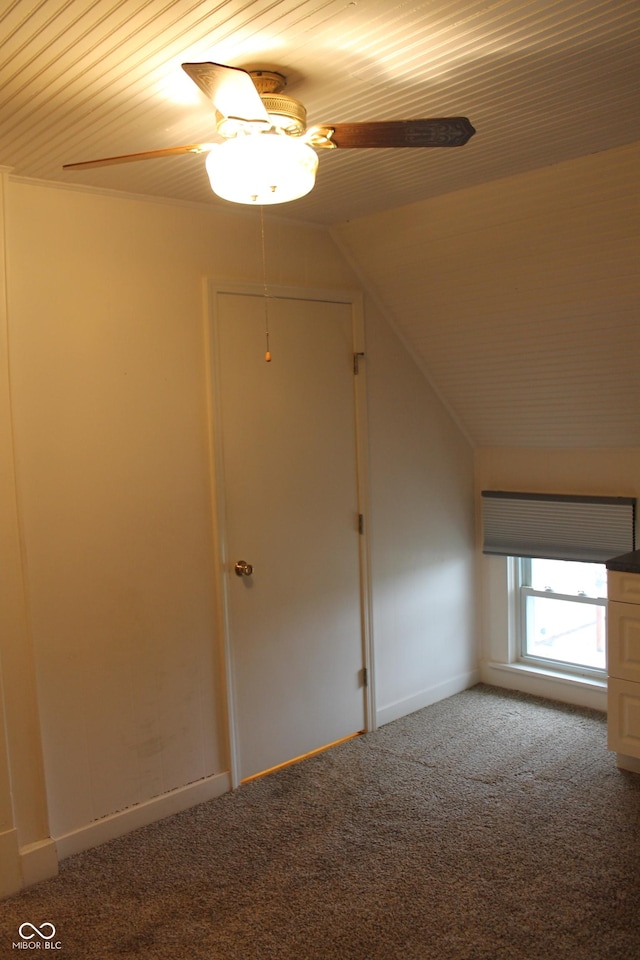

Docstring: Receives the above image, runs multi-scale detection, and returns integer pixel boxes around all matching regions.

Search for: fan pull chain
[260,207,272,362]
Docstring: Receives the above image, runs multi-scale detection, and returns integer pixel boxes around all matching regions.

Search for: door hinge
[361,667,368,688]
[353,351,365,375]
[358,513,364,535]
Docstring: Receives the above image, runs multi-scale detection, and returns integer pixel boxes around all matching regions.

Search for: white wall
[364,297,477,723]
[0,170,55,896]
[476,447,640,710]
[0,169,21,898]
[1,179,476,882]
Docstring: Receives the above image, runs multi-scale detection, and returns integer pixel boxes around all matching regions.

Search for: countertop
[606,550,640,574]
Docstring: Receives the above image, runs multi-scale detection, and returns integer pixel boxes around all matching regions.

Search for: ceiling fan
[64,62,476,205]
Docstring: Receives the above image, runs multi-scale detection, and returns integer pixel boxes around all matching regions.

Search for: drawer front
[608,678,640,758]
[607,600,640,682]
[608,570,640,604]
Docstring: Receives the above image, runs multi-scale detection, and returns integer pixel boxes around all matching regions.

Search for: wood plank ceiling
[2,0,639,448]
[335,142,640,448]
[1,0,639,225]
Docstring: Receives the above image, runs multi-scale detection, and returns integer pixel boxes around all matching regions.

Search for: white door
[212,289,367,782]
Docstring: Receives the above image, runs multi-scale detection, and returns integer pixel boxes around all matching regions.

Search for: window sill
[480,660,607,712]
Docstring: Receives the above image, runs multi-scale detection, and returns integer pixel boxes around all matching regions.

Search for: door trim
[205,281,376,789]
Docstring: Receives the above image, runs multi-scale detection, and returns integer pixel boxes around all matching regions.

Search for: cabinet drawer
[607,600,640,682]
[608,570,640,604]
[608,678,640,758]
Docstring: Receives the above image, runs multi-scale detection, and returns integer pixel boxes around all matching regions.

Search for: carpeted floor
[1,684,639,959]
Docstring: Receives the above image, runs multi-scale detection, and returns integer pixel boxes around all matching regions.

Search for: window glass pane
[530,558,607,598]
[524,594,606,671]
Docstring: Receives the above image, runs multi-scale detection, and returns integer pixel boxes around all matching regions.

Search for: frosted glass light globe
[206,133,318,205]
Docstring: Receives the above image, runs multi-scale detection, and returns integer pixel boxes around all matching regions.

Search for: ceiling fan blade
[182,62,269,123]
[63,143,213,170]
[326,118,475,149]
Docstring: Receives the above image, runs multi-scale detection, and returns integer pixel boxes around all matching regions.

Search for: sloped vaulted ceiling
[334,142,640,448]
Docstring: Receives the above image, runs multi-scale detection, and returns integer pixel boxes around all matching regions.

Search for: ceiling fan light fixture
[205,132,318,205]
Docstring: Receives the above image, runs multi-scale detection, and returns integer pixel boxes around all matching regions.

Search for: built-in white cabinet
[607,567,640,773]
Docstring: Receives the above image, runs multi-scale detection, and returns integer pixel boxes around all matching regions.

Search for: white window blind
[481,491,636,563]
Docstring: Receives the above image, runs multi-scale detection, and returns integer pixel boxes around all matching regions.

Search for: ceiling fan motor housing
[216,91,307,138]
[250,71,306,134]
[247,68,307,136]
[259,93,307,135]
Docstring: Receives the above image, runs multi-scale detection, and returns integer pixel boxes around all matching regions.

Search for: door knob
[234,560,254,577]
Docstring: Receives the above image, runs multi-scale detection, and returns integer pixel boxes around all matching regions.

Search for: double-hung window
[516,557,607,676]
[482,491,636,681]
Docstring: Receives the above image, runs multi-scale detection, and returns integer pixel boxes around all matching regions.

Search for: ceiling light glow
[205,132,318,204]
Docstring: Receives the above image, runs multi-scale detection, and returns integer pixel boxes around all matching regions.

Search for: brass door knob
[234,560,254,577]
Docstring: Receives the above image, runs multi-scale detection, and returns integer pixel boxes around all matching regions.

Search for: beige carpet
[1,684,639,959]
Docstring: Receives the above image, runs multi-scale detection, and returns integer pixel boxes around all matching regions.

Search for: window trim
[514,557,607,680]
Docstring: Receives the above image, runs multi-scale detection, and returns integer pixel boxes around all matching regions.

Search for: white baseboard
[377,668,481,727]
[55,771,231,861]
[481,661,607,712]
[0,828,22,899]
[20,838,58,888]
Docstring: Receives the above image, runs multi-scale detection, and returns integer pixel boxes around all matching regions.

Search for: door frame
[205,280,376,788]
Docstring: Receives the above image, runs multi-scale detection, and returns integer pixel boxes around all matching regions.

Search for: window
[515,557,607,677]
[481,489,634,687]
